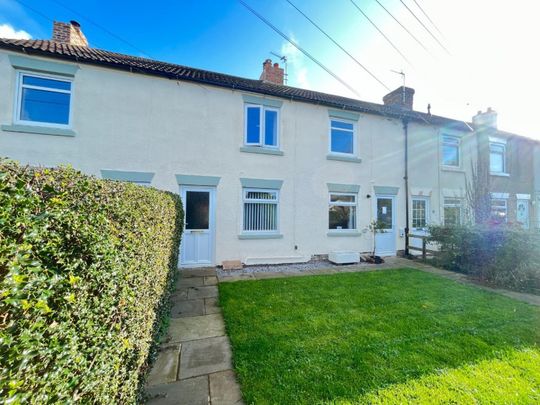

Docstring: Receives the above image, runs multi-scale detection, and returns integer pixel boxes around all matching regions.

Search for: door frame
[179,185,216,268]
[516,199,530,229]
[373,194,396,256]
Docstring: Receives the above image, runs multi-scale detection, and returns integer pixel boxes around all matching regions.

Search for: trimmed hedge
[428,225,540,293]
[0,161,183,403]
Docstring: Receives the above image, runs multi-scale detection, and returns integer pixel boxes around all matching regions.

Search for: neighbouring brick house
[473,108,538,228]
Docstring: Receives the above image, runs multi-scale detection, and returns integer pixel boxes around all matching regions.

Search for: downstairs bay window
[443,198,462,226]
[242,189,279,233]
[490,199,508,223]
[329,193,357,230]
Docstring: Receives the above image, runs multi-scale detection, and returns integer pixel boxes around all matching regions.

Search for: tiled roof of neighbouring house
[0,38,472,130]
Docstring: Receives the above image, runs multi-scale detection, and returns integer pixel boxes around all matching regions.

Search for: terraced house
[0,21,538,267]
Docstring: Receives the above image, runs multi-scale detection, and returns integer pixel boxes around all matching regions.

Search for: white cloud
[280,36,310,89]
[0,23,31,40]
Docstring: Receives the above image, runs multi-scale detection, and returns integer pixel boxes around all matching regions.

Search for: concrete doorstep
[145,268,244,405]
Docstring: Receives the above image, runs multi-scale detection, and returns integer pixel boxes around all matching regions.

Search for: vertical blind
[243,190,278,231]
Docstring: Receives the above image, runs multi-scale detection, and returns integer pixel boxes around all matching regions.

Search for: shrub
[428,225,540,293]
[0,160,183,403]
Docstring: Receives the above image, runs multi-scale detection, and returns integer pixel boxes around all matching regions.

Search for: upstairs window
[329,119,355,155]
[444,198,462,226]
[242,189,279,232]
[16,72,72,127]
[329,193,357,230]
[245,105,279,148]
[490,142,506,174]
[442,135,460,167]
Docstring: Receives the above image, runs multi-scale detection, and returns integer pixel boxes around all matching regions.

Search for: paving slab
[209,370,244,405]
[181,268,217,278]
[204,297,221,315]
[187,286,218,300]
[171,299,204,318]
[253,272,287,280]
[204,276,218,286]
[218,274,255,283]
[179,336,232,379]
[147,344,181,386]
[171,288,188,301]
[166,314,225,343]
[177,277,204,288]
[146,376,209,405]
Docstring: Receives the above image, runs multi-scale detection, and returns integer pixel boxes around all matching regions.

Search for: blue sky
[1,0,539,139]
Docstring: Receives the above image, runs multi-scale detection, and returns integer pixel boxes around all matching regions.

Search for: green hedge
[428,225,540,293]
[0,161,183,403]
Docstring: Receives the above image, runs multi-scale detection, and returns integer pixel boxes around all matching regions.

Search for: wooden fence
[407,234,438,259]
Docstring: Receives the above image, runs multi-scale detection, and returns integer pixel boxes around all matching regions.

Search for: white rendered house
[0,21,489,267]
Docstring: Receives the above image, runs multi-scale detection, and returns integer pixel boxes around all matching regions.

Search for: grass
[219,268,540,404]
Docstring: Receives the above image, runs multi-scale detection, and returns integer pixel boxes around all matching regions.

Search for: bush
[0,160,183,403]
[428,225,540,293]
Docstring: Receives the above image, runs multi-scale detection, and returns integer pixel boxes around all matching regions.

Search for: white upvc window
[443,198,462,226]
[329,119,356,155]
[244,104,279,148]
[490,199,508,222]
[490,142,506,174]
[15,71,73,128]
[242,188,279,232]
[412,198,428,229]
[328,192,357,230]
[442,135,460,167]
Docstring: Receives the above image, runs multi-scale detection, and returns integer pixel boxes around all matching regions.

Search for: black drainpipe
[403,118,410,256]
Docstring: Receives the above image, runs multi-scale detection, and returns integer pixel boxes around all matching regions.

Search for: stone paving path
[145,267,243,405]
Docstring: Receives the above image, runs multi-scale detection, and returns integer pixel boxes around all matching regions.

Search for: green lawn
[219,269,540,404]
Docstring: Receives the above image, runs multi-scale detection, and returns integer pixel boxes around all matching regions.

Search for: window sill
[326,154,362,163]
[490,172,510,177]
[327,230,361,237]
[240,146,284,156]
[2,123,75,137]
[441,166,464,173]
[238,233,283,240]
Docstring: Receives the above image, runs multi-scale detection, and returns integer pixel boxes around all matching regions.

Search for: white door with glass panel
[180,186,215,267]
[411,197,430,250]
[516,199,529,229]
[374,195,396,256]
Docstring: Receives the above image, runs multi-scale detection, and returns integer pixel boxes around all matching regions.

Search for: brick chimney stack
[382,86,415,110]
[472,107,497,130]
[260,59,284,85]
[52,20,88,47]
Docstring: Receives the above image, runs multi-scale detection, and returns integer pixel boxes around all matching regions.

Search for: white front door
[516,199,529,229]
[180,186,215,267]
[411,197,430,250]
[374,195,396,256]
